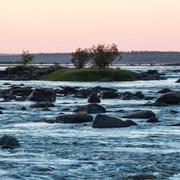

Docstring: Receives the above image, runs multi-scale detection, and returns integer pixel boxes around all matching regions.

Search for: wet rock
[74,104,106,114]
[123,110,155,119]
[0,135,20,149]
[28,88,56,102]
[100,89,119,99]
[170,110,178,114]
[2,83,11,86]
[0,111,3,114]
[15,96,26,101]
[31,102,55,108]
[42,108,51,111]
[126,120,138,126]
[2,94,16,101]
[120,91,144,100]
[59,86,79,95]
[124,174,157,180]
[92,114,130,128]
[0,107,5,110]
[138,70,163,80]
[88,93,101,103]
[158,88,172,94]
[167,122,180,126]
[154,91,180,106]
[147,116,159,123]
[74,86,117,98]
[176,79,180,83]
[21,106,26,111]
[9,86,32,97]
[38,118,55,123]
[56,113,93,123]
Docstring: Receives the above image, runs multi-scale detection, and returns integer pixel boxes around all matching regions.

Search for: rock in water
[92,114,131,128]
[56,113,93,123]
[100,89,119,99]
[0,135,20,149]
[28,88,56,102]
[158,88,172,94]
[123,110,155,119]
[88,93,101,103]
[154,91,180,106]
[147,116,159,123]
[124,174,157,180]
[31,102,54,108]
[74,104,106,114]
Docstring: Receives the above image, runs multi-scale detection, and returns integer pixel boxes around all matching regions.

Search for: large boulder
[123,110,155,119]
[88,93,101,103]
[56,113,93,123]
[74,104,106,114]
[28,88,56,102]
[92,114,132,128]
[154,91,180,106]
[0,135,20,149]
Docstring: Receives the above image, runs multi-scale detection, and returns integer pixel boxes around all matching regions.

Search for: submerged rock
[154,91,180,106]
[158,88,173,94]
[31,102,55,108]
[0,135,20,149]
[92,114,131,128]
[74,104,106,114]
[123,110,155,119]
[124,174,157,180]
[56,113,93,123]
[147,116,159,123]
[88,93,101,103]
[21,106,26,111]
[28,88,56,102]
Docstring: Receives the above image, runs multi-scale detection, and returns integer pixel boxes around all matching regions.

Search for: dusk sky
[0,0,180,53]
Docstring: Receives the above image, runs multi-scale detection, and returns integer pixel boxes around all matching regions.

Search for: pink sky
[0,0,180,53]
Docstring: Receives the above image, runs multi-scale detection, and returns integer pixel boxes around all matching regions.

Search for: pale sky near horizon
[0,0,180,53]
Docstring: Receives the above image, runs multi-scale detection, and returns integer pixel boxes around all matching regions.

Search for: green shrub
[45,68,137,82]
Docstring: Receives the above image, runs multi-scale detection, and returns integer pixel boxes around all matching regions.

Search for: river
[0,66,179,179]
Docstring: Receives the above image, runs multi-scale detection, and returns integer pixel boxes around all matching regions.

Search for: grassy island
[45,68,137,82]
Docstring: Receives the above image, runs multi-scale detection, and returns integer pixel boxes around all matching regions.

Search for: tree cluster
[71,44,120,69]
[19,50,34,66]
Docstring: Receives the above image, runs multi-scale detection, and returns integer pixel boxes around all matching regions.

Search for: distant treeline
[0,51,180,65]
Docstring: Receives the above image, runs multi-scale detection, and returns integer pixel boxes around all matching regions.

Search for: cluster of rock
[137,70,165,80]
[0,65,61,80]
[1,81,180,149]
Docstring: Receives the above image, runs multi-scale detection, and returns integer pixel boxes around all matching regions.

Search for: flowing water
[0,66,180,180]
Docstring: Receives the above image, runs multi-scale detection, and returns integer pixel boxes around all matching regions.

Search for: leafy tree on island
[89,44,120,69]
[71,48,89,69]
[19,50,34,66]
